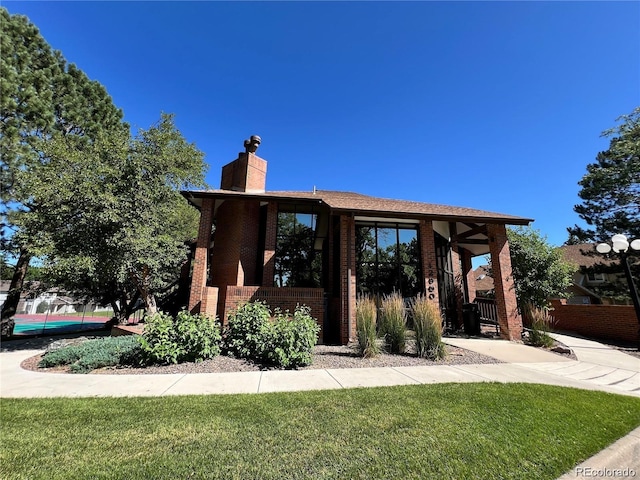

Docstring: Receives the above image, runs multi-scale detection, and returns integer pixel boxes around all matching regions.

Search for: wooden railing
[475,297,499,333]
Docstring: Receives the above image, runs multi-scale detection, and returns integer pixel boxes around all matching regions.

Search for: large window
[274,206,324,288]
[356,223,421,299]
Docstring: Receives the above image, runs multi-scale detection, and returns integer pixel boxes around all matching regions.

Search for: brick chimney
[220,135,267,192]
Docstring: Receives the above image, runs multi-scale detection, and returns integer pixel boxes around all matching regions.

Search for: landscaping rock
[551,345,571,355]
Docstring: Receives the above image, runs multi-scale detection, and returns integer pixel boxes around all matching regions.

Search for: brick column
[451,245,464,329]
[461,249,476,303]
[488,223,522,340]
[188,198,214,312]
[339,215,356,344]
[262,202,278,286]
[419,220,440,308]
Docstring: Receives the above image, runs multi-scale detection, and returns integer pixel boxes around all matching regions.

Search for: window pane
[377,228,395,250]
[398,228,417,245]
[277,212,296,237]
[274,207,323,288]
[356,227,376,263]
[356,223,420,299]
[296,213,313,230]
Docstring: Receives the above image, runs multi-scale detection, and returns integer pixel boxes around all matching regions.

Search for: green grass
[2,384,639,480]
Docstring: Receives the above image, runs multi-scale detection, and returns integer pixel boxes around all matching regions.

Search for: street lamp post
[596,234,640,349]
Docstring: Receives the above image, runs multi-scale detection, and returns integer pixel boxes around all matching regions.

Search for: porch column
[188,198,214,313]
[339,215,356,344]
[262,202,278,286]
[487,224,522,340]
[461,249,476,303]
[450,225,464,329]
[419,220,440,308]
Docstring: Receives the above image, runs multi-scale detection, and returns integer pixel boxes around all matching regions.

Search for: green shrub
[139,310,221,365]
[526,305,555,348]
[380,292,406,354]
[265,306,320,368]
[224,301,272,359]
[412,294,446,360]
[38,335,142,373]
[224,301,320,368]
[356,295,380,358]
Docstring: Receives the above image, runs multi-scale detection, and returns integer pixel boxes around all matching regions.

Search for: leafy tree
[568,106,639,297]
[19,114,205,323]
[490,227,575,313]
[0,8,126,336]
[0,255,13,281]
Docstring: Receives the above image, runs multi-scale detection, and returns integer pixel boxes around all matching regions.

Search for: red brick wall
[550,299,638,344]
[188,198,214,312]
[200,287,219,318]
[339,215,356,344]
[223,286,325,343]
[488,223,523,340]
[210,199,261,288]
[419,220,440,308]
[220,153,267,192]
[261,202,278,286]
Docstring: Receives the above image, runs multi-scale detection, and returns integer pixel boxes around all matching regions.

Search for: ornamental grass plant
[380,292,406,354]
[411,294,446,360]
[356,294,380,358]
[526,304,555,348]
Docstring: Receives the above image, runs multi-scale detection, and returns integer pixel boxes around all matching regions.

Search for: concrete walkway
[1,332,639,477]
[2,335,638,398]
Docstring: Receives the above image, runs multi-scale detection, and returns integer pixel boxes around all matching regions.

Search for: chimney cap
[244,135,261,154]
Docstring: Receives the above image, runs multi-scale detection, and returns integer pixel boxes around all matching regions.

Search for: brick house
[182,137,532,344]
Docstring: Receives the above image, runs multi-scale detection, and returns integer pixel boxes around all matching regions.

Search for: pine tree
[0,8,126,337]
[568,107,640,299]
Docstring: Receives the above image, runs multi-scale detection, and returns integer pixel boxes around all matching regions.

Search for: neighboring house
[182,137,533,344]
[0,281,109,315]
[470,244,632,306]
[0,281,10,311]
[473,265,494,297]
[558,244,631,305]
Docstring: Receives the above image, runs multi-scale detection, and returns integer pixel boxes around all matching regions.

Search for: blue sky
[5,1,639,254]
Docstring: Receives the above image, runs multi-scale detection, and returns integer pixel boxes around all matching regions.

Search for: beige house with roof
[559,244,632,305]
[182,137,533,344]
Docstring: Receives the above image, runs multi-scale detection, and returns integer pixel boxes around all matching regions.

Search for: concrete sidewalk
[1,332,639,478]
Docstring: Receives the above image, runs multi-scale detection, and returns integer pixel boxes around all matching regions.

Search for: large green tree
[1,8,126,335]
[17,114,206,325]
[490,227,575,312]
[568,107,640,297]
[569,107,640,242]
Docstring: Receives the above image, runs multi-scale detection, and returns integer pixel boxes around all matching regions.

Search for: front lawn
[2,383,639,479]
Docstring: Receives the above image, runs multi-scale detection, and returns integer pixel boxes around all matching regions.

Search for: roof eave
[327,206,532,225]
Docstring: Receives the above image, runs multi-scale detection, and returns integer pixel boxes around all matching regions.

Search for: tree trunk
[130,268,157,316]
[110,299,127,324]
[1,248,31,339]
[142,290,157,315]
